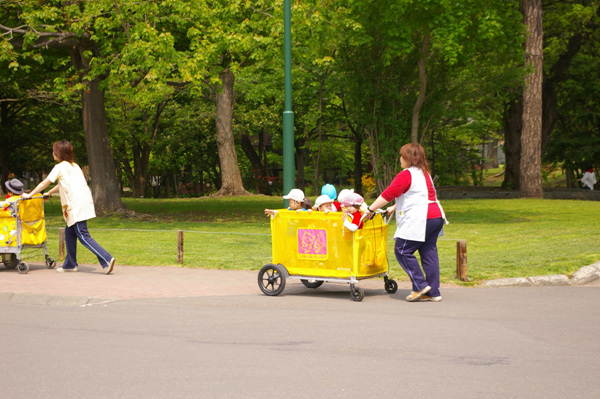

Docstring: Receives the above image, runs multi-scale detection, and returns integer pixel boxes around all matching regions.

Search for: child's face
[346,205,359,214]
[289,199,303,210]
[318,203,333,212]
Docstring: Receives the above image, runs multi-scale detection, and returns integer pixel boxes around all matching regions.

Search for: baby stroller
[258,209,397,301]
[1,195,56,274]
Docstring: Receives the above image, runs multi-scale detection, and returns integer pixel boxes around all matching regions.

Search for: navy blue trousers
[394,217,444,297]
[63,220,112,270]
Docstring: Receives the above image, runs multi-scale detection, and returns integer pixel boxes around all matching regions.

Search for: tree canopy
[1,0,599,200]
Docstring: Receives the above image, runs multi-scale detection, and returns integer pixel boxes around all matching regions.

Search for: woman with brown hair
[365,143,446,302]
[22,140,115,274]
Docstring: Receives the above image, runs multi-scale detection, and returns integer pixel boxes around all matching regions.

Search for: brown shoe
[105,258,115,275]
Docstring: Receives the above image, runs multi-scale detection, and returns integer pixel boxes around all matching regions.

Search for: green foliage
[1,0,598,197]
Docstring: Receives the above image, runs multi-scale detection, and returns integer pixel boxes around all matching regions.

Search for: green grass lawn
[31,195,600,285]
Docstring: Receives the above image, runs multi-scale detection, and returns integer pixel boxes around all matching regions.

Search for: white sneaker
[406,286,431,302]
[105,258,115,275]
[420,295,442,302]
[57,266,78,273]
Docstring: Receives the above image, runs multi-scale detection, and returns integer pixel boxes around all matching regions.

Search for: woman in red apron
[365,143,447,302]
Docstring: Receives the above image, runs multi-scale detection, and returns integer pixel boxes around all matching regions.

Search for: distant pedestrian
[578,166,597,190]
[22,140,115,274]
[365,143,447,302]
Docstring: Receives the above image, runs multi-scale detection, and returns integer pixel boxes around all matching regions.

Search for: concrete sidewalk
[2,261,598,306]
[0,262,421,306]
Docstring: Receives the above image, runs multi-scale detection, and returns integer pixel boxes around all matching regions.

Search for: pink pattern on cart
[297,229,327,260]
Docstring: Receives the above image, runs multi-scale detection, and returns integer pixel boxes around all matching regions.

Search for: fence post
[456,239,468,281]
[59,227,65,260]
[177,230,184,264]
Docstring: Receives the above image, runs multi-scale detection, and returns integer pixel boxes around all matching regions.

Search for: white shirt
[582,171,597,190]
[47,161,96,226]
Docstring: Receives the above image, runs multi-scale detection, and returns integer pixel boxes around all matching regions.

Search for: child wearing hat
[3,179,24,211]
[341,192,365,231]
[265,188,312,216]
[321,184,344,212]
[313,194,335,213]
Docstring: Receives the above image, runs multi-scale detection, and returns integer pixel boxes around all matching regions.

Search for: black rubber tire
[258,264,286,296]
[301,279,324,289]
[46,256,56,269]
[17,262,29,274]
[2,254,18,269]
[385,279,398,294]
[350,285,364,302]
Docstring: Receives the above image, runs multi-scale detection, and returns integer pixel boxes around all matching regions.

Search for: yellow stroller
[258,210,397,301]
[1,196,56,274]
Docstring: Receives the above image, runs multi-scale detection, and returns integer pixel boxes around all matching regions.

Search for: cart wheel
[301,279,324,289]
[46,256,56,269]
[258,264,286,296]
[2,254,18,269]
[17,262,29,274]
[350,285,364,302]
[384,279,398,294]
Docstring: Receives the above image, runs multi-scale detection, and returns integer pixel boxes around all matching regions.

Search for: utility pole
[282,0,295,207]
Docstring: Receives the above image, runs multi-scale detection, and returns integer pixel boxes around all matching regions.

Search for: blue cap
[321,184,337,200]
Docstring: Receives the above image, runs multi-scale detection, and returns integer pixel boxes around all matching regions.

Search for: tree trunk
[81,76,126,212]
[0,102,10,186]
[240,132,266,193]
[70,40,125,214]
[214,69,250,196]
[501,98,522,189]
[353,134,363,195]
[411,33,430,144]
[519,0,543,198]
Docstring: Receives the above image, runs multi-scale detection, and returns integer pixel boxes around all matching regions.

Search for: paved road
[1,264,599,398]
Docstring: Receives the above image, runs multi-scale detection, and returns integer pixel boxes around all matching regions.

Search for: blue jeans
[63,221,112,269]
[394,218,444,297]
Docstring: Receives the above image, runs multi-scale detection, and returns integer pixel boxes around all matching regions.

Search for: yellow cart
[1,196,56,274]
[258,210,398,301]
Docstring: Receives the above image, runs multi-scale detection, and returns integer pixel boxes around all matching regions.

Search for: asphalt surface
[1,263,599,398]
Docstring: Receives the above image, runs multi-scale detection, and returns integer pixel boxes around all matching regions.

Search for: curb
[482,261,600,287]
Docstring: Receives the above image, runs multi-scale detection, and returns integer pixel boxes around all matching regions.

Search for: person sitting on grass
[265,188,312,216]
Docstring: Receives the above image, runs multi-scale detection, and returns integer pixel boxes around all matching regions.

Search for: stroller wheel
[46,256,56,269]
[258,264,286,296]
[350,285,364,302]
[17,262,29,274]
[384,279,398,294]
[301,279,324,289]
[2,254,18,269]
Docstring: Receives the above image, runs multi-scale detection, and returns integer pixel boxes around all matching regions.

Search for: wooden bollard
[177,230,184,264]
[59,227,65,260]
[456,239,468,281]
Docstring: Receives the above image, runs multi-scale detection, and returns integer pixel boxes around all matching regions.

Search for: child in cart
[341,192,366,231]
[265,188,312,216]
[3,179,25,211]
[1,179,25,245]
[313,194,335,213]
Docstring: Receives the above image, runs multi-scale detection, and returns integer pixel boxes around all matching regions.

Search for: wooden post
[177,230,184,264]
[456,239,468,281]
[59,227,65,260]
